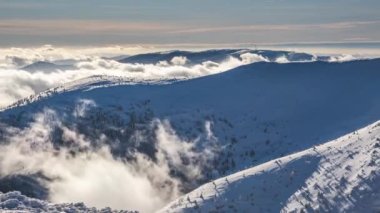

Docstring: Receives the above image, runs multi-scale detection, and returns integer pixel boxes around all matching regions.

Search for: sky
[0,0,380,47]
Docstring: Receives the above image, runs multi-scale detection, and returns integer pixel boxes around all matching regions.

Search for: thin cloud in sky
[1,19,379,36]
[0,20,176,35]
[0,0,379,45]
[168,21,380,34]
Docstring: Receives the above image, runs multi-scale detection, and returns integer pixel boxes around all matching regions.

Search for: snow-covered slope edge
[160,121,380,213]
[0,191,135,212]
[0,75,179,112]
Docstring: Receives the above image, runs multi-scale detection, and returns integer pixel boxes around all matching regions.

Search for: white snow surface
[0,191,135,212]
[159,121,380,212]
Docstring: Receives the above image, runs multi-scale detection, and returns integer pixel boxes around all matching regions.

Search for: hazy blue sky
[0,0,380,46]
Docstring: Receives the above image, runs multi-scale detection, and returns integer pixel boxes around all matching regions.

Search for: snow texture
[0,191,135,212]
[160,121,380,212]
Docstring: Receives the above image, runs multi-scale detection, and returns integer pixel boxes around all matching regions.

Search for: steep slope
[159,120,380,212]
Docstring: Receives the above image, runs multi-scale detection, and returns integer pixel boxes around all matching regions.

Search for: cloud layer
[0,48,271,108]
[0,46,367,108]
[0,107,217,212]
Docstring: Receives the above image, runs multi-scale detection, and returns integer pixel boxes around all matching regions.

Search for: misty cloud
[0,46,365,109]
[328,54,356,62]
[170,56,188,65]
[0,106,218,212]
[0,49,271,108]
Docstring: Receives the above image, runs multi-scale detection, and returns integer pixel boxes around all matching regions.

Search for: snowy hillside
[0,54,379,212]
[3,59,380,157]
[160,121,380,212]
[0,191,135,212]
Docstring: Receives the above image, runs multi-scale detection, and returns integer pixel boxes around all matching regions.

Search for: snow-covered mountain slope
[3,59,380,158]
[0,59,380,212]
[0,75,170,112]
[160,120,380,213]
[0,191,135,212]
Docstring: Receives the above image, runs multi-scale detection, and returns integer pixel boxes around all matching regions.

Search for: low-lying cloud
[0,107,218,212]
[0,46,365,108]
[327,54,357,62]
[0,50,270,108]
